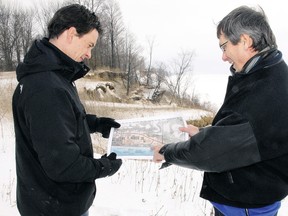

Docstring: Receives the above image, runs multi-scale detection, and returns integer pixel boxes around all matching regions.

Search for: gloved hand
[98,152,122,178]
[95,117,121,138]
[158,144,172,169]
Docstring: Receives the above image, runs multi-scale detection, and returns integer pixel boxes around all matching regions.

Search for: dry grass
[0,72,17,127]
[186,115,214,127]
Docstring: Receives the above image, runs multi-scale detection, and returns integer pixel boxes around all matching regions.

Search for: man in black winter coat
[153,5,288,216]
[12,4,122,216]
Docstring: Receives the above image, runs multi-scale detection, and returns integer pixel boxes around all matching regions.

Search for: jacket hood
[16,38,90,82]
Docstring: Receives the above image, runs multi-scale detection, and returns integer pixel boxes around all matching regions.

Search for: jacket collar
[41,38,90,82]
[230,47,282,76]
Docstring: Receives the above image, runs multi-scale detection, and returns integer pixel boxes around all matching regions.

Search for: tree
[146,36,155,86]
[69,0,106,12]
[34,0,63,37]
[13,9,34,64]
[165,50,195,104]
[0,1,36,71]
[0,4,14,71]
[150,62,168,103]
[0,0,144,74]
[103,0,124,69]
[123,31,143,95]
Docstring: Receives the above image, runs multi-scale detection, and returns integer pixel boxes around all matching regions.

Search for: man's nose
[222,52,229,62]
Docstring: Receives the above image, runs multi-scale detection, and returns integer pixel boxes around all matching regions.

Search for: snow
[1,73,288,216]
[0,109,214,216]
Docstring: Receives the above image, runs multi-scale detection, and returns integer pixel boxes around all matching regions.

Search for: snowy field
[1,72,288,216]
[1,126,214,216]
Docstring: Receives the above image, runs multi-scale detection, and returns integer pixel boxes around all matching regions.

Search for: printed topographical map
[107,115,189,159]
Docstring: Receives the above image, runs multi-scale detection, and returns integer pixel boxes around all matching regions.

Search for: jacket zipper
[227,172,234,184]
[245,209,249,216]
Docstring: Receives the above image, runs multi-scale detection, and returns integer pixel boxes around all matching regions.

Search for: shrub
[186,115,214,127]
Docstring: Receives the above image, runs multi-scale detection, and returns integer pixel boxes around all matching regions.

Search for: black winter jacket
[12,38,104,215]
[161,49,288,208]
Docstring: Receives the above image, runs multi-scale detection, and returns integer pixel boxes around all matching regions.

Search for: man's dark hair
[48,4,102,39]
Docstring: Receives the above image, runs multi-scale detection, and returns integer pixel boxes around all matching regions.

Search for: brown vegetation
[186,115,214,127]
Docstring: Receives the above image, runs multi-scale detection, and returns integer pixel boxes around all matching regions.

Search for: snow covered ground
[1,72,288,215]
[0,104,213,216]
[0,112,214,216]
[2,116,288,216]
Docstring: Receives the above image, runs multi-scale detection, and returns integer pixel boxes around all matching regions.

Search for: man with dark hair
[12,4,122,216]
[153,5,288,216]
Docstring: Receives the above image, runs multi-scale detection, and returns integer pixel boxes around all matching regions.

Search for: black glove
[159,144,172,169]
[95,117,121,138]
[98,152,122,178]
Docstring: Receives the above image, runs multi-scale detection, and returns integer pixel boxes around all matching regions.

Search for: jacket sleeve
[25,88,103,183]
[86,114,97,133]
[162,113,261,172]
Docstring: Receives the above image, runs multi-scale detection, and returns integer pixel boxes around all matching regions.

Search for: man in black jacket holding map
[153,5,288,216]
[12,4,122,216]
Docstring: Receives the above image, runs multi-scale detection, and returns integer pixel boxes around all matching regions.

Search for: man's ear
[241,34,253,50]
[66,27,77,43]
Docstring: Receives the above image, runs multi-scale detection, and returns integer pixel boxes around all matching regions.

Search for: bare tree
[34,0,63,37]
[166,50,195,104]
[13,9,34,64]
[103,0,124,69]
[0,0,144,74]
[12,10,22,64]
[68,0,105,13]
[0,4,15,71]
[146,36,155,86]
[123,31,143,95]
[150,62,168,103]
[20,10,34,56]
[0,1,36,71]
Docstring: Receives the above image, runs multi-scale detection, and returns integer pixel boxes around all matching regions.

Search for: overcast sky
[4,0,288,76]
[120,0,288,75]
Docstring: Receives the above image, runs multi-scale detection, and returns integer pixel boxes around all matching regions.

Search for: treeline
[0,0,143,72]
[0,0,214,110]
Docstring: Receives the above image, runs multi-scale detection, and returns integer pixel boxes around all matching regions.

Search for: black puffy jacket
[12,38,104,215]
